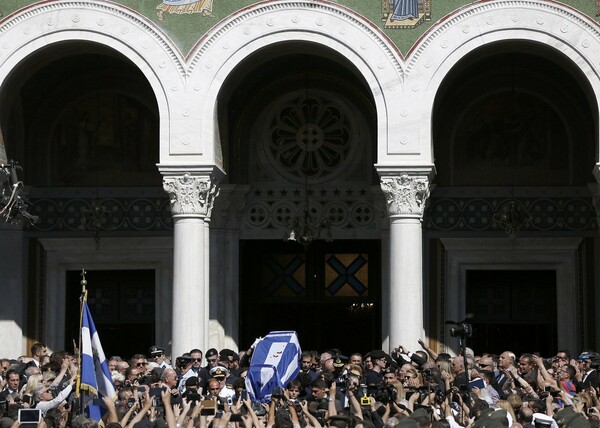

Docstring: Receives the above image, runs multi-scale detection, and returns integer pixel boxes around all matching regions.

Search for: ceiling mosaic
[1,1,599,55]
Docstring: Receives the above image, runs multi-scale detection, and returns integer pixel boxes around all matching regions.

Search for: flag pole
[77,269,88,415]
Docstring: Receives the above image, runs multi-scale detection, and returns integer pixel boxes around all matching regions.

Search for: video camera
[374,385,396,404]
[447,315,473,339]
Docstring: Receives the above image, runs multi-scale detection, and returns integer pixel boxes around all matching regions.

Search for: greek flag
[80,301,116,421]
[245,331,301,402]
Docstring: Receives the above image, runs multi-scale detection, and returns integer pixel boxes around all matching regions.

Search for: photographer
[32,363,76,416]
[183,376,201,398]
[576,352,599,392]
[391,346,428,369]
[306,377,342,424]
[176,354,197,394]
[451,357,468,390]
[124,366,142,389]
[364,351,388,396]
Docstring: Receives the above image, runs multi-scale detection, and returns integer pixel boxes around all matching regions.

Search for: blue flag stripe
[245,331,301,402]
[80,301,116,421]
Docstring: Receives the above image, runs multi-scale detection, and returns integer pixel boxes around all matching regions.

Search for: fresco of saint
[382,0,431,29]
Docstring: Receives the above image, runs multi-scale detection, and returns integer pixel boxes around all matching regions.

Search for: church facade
[0,0,599,359]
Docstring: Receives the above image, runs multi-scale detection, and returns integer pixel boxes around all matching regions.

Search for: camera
[435,389,447,404]
[359,384,367,397]
[450,324,472,338]
[290,400,302,415]
[186,392,201,402]
[375,385,396,404]
[272,386,284,398]
[447,316,474,338]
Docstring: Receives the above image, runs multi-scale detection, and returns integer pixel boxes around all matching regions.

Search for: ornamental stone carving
[380,174,430,217]
[266,94,352,182]
[163,173,219,218]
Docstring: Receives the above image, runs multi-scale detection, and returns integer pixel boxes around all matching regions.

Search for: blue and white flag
[80,301,116,421]
[245,331,301,402]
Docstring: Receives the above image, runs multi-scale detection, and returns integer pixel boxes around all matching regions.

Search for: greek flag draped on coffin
[245,331,301,402]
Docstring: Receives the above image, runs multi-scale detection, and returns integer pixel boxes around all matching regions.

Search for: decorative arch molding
[0,0,182,160]
[408,0,600,163]
[189,1,403,74]
[188,0,405,168]
[2,1,598,168]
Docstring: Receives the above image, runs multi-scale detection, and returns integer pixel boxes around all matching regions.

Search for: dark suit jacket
[495,370,512,399]
[577,369,599,391]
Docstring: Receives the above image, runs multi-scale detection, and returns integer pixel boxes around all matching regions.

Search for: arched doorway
[0,41,166,352]
[429,42,597,354]
[217,43,383,352]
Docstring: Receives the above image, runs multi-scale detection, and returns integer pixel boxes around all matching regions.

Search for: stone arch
[188,1,404,169]
[409,0,600,164]
[0,1,182,162]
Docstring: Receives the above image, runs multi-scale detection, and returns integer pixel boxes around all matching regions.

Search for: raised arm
[418,339,438,362]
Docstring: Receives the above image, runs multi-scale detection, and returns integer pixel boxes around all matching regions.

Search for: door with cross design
[240,240,381,354]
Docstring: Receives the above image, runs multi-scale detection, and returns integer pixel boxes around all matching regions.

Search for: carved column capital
[163,173,220,218]
[380,173,430,218]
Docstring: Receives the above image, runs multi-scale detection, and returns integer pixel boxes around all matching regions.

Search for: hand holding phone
[200,399,216,416]
[18,409,41,424]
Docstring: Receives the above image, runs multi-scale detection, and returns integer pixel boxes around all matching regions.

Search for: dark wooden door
[65,270,155,359]
[466,269,557,356]
[240,240,380,355]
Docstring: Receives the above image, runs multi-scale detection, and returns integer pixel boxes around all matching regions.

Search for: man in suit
[496,351,516,398]
[28,343,47,369]
[576,351,599,391]
[0,369,21,401]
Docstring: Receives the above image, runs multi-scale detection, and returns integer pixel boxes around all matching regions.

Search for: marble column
[0,228,25,356]
[163,172,219,358]
[380,172,431,353]
[590,163,600,349]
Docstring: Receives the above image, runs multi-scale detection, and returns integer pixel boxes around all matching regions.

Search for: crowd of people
[0,340,599,428]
